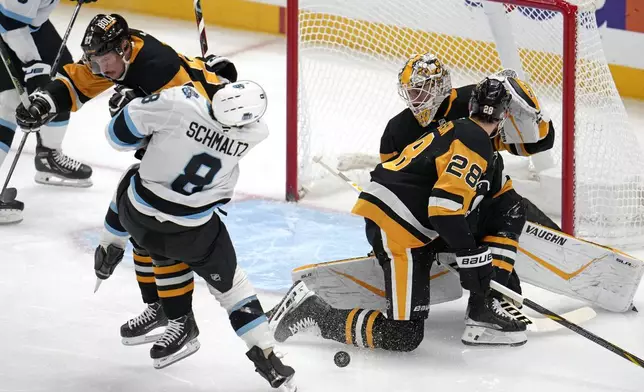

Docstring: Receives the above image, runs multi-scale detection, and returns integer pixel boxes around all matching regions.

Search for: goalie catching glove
[499,76,549,144]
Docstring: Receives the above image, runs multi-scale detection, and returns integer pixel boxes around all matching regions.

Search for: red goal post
[285,0,644,246]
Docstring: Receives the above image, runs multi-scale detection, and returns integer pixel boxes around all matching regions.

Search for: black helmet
[469,77,511,123]
[81,14,129,58]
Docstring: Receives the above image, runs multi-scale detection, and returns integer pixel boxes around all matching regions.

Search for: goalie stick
[312,156,597,332]
[0,0,85,203]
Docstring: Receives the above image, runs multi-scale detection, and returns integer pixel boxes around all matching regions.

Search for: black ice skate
[462,292,528,347]
[120,302,168,345]
[269,281,330,343]
[246,346,297,391]
[34,144,93,187]
[0,189,24,224]
[150,311,200,369]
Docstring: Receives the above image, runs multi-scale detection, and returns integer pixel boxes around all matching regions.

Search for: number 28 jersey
[106,85,268,227]
[352,118,494,250]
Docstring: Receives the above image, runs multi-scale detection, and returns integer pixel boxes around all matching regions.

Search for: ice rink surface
[1,5,644,392]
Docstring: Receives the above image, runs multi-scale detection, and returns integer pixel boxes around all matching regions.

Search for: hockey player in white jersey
[0,0,94,223]
[91,81,297,390]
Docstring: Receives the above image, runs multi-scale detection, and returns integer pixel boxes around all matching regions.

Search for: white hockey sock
[39,121,68,150]
[207,267,275,350]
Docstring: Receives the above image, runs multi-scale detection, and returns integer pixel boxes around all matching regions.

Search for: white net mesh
[295,0,644,246]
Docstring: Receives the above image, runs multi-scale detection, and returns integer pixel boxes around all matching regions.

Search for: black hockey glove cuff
[94,244,125,280]
[455,246,494,296]
[109,85,144,117]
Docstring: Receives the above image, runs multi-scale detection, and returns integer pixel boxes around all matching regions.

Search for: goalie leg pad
[515,222,644,312]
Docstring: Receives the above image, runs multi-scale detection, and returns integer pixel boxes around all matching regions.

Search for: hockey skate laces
[128,305,157,328]
[288,316,317,335]
[156,319,184,348]
[491,297,512,320]
[52,151,82,171]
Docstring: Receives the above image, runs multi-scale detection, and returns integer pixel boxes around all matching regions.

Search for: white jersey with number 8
[105,85,268,226]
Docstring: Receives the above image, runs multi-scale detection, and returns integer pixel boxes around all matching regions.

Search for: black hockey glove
[109,85,144,117]
[22,61,51,94]
[455,245,494,296]
[94,244,125,280]
[15,91,57,131]
[202,55,238,82]
[73,0,98,3]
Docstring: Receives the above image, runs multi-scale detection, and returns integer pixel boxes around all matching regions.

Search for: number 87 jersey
[351,118,494,251]
[105,85,268,227]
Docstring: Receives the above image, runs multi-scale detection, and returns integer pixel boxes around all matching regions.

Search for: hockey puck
[334,350,350,368]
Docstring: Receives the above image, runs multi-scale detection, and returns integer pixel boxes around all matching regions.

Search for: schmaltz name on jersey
[524,224,568,246]
[186,121,250,157]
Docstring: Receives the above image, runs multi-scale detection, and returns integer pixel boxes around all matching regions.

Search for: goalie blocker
[292,221,643,314]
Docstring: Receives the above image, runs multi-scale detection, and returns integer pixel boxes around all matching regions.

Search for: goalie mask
[397,53,452,127]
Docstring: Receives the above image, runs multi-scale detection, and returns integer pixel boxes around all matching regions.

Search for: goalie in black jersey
[270,77,528,351]
[16,13,238,355]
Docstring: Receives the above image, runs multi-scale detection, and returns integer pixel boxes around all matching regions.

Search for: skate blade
[153,339,201,369]
[269,281,314,328]
[122,332,164,346]
[0,211,23,224]
[461,339,527,348]
[34,172,93,188]
[461,325,527,347]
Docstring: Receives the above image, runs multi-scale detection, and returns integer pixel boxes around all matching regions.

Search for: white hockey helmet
[211,80,267,127]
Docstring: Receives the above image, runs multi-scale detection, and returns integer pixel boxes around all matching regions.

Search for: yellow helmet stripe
[400,54,423,85]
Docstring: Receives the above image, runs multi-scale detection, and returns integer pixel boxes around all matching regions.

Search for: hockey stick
[312,156,364,191]
[0,0,85,201]
[193,0,209,56]
[0,38,30,203]
[442,261,644,369]
[312,156,597,332]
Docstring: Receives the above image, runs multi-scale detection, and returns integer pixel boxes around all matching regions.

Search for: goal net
[285,0,644,247]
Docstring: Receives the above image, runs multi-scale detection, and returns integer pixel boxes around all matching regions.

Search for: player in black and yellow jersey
[269,77,527,351]
[15,14,237,351]
[381,53,558,294]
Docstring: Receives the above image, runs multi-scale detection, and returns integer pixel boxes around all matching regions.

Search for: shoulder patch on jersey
[182,85,200,99]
